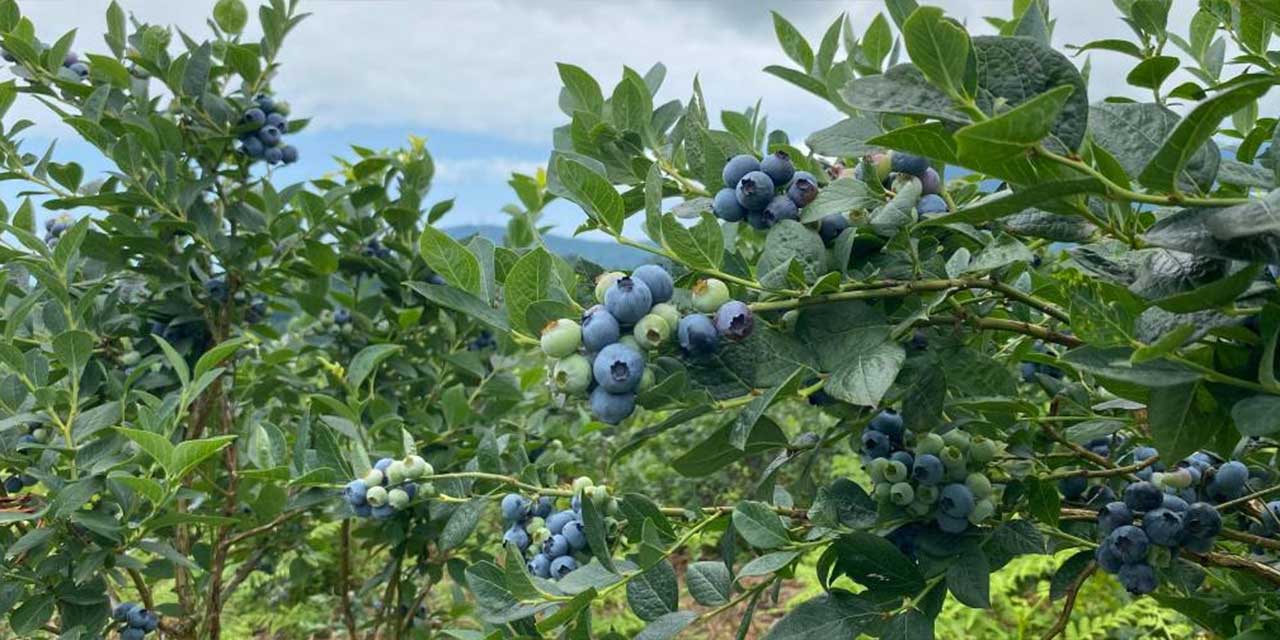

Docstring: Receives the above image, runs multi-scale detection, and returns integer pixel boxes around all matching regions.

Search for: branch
[1042,561,1096,640]
[921,316,1081,347]
[340,520,358,640]
[1046,455,1160,480]
[1039,424,1116,471]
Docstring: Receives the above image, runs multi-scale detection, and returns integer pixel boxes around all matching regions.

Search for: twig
[339,520,358,640]
[1215,483,1280,512]
[1039,424,1116,470]
[1046,455,1160,480]
[1042,561,1096,640]
[219,547,268,603]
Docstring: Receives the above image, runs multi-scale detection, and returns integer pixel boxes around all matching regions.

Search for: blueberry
[916,433,945,456]
[916,194,948,216]
[939,484,975,519]
[860,430,892,459]
[787,171,819,208]
[1214,461,1248,495]
[550,555,578,579]
[501,494,530,524]
[889,151,929,177]
[67,61,89,78]
[633,314,671,350]
[540,319,582,358]
[280,145,299,164]
[969,498,996,524]
[1117,562,1157,595]
[581,305,621,352]
[713,187,748,221]
[722,154,761,189]
[1182,502,1221,540]
[920,167,942,194]
[254,93,276,112]
[374,458,394,473]
[265,112,287,129]
[240,135,265,157]
[935,511,969,533]
[112,602,138,623]
[264,146,284,164]
[889,450,914,470]
[553,354,592,394]
[713,300,753,341]
[589,387,635,424]
[544,533,570,558]
[1019,362,1038,383]
[1123,481,1164,512]
[546,510,577,535]
[604,276,652,325]
[912,454,944,485]
[868,410,904,445]
[1161,493,1188,512]
[121,628,146,640]
[677,314,719,355]
[883,460,909,483]
[1058,476,1088,501]
[1143,507,1185,546]
[503,525,530,551]
[889,482,915,506]
[760,194,798,227]
[1106,525,1150,563]
[818,214,849,247]
[562,520,587,549]
[631,265,674,304]
[965,473,992,499]
[371,504,396,519]
[257,125,283,147]
[592,343,644,394]
[3,476,22,493]
[242,107,267,128]
[528,553,551,578]
[126,606,153,629]
[735,171,775,211]
[352,503,372,518]
[760,151,795,186]
[1094,542,1123,573]
[343,480,368,506]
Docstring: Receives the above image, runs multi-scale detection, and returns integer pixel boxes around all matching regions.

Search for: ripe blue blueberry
[912,454,944,485]
[604,276,653,325]
[1123,481,1164,512]
[736,171,775,211]
[677,314,719,356]
[126,607,153,629]
[242,107,267,128]
[939,484,976,518]
[528,553,551,578]
[1058,476,1087,500]
[550,555,578,579]
[1094,542,1123,573]
[257,125,283,147]
[372,504,396,519]
[713,187,747,222]
[1182,502,1221,540]
[920,167,942,194]
[1086,437,1111,459]
[935,511,969,533]
[1160,493,1188,512]
[280,145,299,164]
[1117,562,1157,595]
[3,475,22,493]
[889,450,914,470]
[532,496,554,519]
[589,387,635,424]
[868,410,904,445]
[1097,501,1132,535]
[1214,461,1248,495]
[722,154,760,189]
[786,171,819,207]
[581,305,621,352]
[122,628,146,640]
[503,525,530,551]
[1142,507,1185,546]
[860,430,892,459]
[344,480,368,506]
[374,458,394,473]
[1106,525,1149,563]
[501,494,530,524]
[352,503,372,518]
[761,194,798,227]
[113,602,138,623]
[240,135,265,158]
[265,112,287,129]
[546,510,576,535]
[889,151,929,177]
[916,194,948,216]
[264,146,284,164]
[544,533,570,558]
[592,343,644,393]
[714,300,753,341]
[760,150,795,186]
[632,264,674,304]
[562,520,587,549]
[818,214,849,247]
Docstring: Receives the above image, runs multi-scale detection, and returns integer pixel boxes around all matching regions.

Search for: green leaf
[841,64,974,123]
[771,11,814,73]
[739,550,801,578]
[826,341,904,407]
[347,344,402,389]
[580,494,616,573]
[213,0,249,34]
[182,42,212,97]
[880,609,935,640]
[51,329,93,381]
[439,499,486,552]
[807,478,878,530]
[171,435,236,480]
[407,282,510,334]
[1027,476,1062,527]
[757,220,828,287]
[504,247,558,334]
[867,122,959,165]
[1139,76,1276,193]
[805,116,885,158]
[732,501,790,549]
[611,72,653,139]
[643,162,663,244]
[686,561,731,606]
[672,415,788,477]
[1126,55,1180,90]
[9,593,54,635]
[557,63,603,116]
[660,212,722,271]
[1151,263,1262,313]
[946,548,991,608]
[635,611,697,640]
[556,156,624,233]
[418,226,482,295]
[193,336,249,381]
[763,590,877,640]
[1233,396,1280,437]
[955,85,1074,160]
[926,177,1104,226]
[626,559,678,621]
[115,427,175,475]
[972,35,1091,151]
[729,368,804,450]
[902,6,972,98]
[1149,380,1227,461]
[826,532,926,596]
[799,178,882,222]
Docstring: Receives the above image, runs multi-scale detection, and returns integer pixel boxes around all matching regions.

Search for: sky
[5,0,1259,240]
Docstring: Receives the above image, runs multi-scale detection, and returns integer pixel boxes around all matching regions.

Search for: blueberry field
[4,0,1280,638]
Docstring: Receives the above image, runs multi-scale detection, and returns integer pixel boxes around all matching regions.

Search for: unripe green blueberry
[968,498,996,524]
[386,460,408,485]
[387,488,410,510]
[874,482,893,503]
[402,455,428,479]
[874,153,893,182]
[908,500,932,517]
[1160,468,1193,489]
[540,319,582,358]
[890,482,915,506]
[691,278,730,313]
[589,485,609,504]
[965,473,993,499]
[940,445,965,467]
[780,309,799,332]
[552,354,592,394]
[969,437,998,465]
[595,272,625,303]
[418,482,435,496]
[650,303,681,335]
[618,335,642,352]
[121,351,141,366]
[572,476,594,494]
[638,368,655,393]
[867,458,890,483]
[363,469,384,487]
[365,485,388,507]
[531,526,551,545]
[916,484,939,504]
[607,497,620,516]
[31,428,48,443]
[883,460,909,483]
[942,429,971,452]
[527,516,545,531]
[633,314,670,349]
[915,433,945,456]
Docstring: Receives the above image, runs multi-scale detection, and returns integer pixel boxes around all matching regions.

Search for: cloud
[434,156,542,185]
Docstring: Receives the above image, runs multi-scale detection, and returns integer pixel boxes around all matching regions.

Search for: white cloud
[433,156,542,185]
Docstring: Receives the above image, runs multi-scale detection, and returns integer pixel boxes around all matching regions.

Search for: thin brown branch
[1042,561,1096,640]
[1046,455,1160,480]
[340,520,358,640]
[1040,424,1115,470]
[219,547,268,604]
[921,316,1082,347]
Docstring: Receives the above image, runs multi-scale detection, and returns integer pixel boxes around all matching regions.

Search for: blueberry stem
[1214,482,1280,512]
[1042,562,1096,640]
[1045,455,1161,480]
[1035,145,1253,210]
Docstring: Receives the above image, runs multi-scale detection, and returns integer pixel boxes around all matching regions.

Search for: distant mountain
[443,224,654,269]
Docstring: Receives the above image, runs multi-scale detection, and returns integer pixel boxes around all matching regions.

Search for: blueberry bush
[5,0,1280,638]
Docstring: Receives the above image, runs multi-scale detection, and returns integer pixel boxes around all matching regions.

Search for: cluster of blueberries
[110,603,159,640]
[1,47,88,80]
[854,150,948,217]
[318,309,354,335]
[361,238,393,260]
[342,455,434,519]
[712,151,820,232]
[5,422,45,493]
[238,94,298,165]
[540,264,753,424]
[501,478,609,580]
[859,411,1000,534]
[1020,342,1064,382]
[43,215,72,247]
[467,329,496,352]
